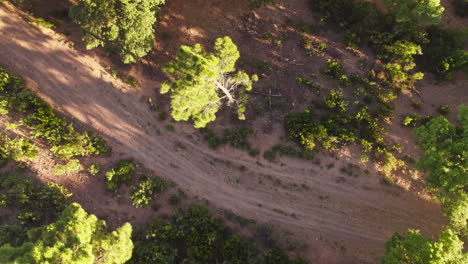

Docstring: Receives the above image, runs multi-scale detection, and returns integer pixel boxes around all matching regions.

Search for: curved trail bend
[0,4,444,263]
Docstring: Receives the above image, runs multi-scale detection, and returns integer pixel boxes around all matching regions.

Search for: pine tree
[0,203,133,264]
[69,0,165,63]
[161,36,258,128]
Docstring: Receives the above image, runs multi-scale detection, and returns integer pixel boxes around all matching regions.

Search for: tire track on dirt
[0,3,444,263]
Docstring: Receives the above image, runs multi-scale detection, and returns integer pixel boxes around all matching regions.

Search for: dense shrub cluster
[200,127,259,156]
[105,160,136,191]
[0,68,109,165]
[130,176,167,208]
[129,204,305,264]
[285,85,405,177]
[0,203,133,264]
[263,144,313,161]
[0,172,71,225]
[424,26,468,79]
[312,0,466,79]
[0,134,37,162]
[414,105,468,237]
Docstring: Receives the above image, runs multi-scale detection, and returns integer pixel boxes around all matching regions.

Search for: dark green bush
[424,26,468,79]
[0,68,110,160]
[130,176,166,208]
[0,172,71,225]
[323,60,343,79]
[53,159,81,176]
[129,204,304,264]
[105,160,135,191]
[0,135,37,162]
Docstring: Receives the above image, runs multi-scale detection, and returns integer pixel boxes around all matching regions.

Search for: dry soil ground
[0,1,466,263]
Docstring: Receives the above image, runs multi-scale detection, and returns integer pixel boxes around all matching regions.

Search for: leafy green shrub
[0,172,72,223]
[381,229,465,264]
[105,160,135,191]
[200,127,258,154]
[130,204,303,264]
[36,182,72,213]
[53,159,81,176]
[0,68,110,160]
[323,59,343,79]
[29,18,56,28]
[0,225,27,247]
[265,144,314,161]
[441,191,468,237]
[88,163,100,175]
[344,30,360,49]
[402,114,421,127]
[424,26,468,79]
[0,203,133,263]
[130,176,167,208]
[437,105,450,115]
[0,135,37,161]
[383,0,444,26]
[70,0,165,63]
[324,90,348,112]
[0,172,34,207]
[414,106,467,194]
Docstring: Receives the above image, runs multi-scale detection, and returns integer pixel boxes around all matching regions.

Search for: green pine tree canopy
[380,229,467,264]
[70,0,165,63]
[0,203,133,264]
[161,36,258,128]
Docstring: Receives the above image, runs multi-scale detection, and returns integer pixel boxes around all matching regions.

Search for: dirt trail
[0,3,445,263]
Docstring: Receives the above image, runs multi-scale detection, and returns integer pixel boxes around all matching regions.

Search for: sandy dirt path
[0,3,445,263]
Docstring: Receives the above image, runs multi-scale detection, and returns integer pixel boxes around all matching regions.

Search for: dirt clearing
[0,2,449,263]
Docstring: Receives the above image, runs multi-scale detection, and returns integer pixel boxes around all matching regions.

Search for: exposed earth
[1,0,466,263]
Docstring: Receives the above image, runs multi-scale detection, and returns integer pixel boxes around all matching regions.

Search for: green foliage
[105,160,135,191]
[414,107,467,194]
[437,105,450,116]
[0,135,37,162]
[129,204,303,264]
[130,176,167,208]
[323,60,343,79]
[70,0,165,63]
[0,225,27,247]
[441,191,468,237]
[0,203,133,264]
[29,18,56,28]
[0,68,110,160]
[88,163,100,175]
[200,127,259,154]
[378,40,424,91]
[424,26,468,79]
[53,159,81,176]
[161,37,257,128]
[383,0,444,26]
[0,172,71,223]
[380,229,466,264]
[264,144,313,161]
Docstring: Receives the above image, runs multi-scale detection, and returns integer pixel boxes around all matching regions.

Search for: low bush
[0,135,37,162]
[129,204,304,264]
[0,68,110,161]
[424,26,468,79]
[323,60,343,79]
[53,159,81,176]
[0,172,71,225]
[105,160,135,191]
[88,163,100,175]
[130,176,167,208]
